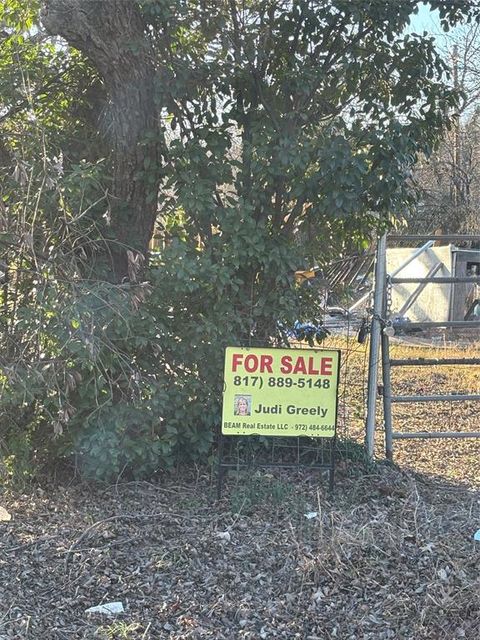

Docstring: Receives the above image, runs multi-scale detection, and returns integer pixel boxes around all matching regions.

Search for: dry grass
[0,467,479,639]
[321,333,480,486]
[385,339,480,486]
[1,334,479,639]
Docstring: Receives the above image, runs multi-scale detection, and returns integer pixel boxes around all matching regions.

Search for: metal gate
[365,233,480,460]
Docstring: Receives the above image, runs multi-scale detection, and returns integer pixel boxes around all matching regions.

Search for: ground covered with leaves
[1,461,479,640]
[1,335,479,639]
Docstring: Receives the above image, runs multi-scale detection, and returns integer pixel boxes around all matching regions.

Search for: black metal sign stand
[217,345,341,499]
[216,433,336,499]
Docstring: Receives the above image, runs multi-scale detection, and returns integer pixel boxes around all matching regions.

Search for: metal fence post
[380,270,394,461]
[365,233,387,459]
[381,328,393,460]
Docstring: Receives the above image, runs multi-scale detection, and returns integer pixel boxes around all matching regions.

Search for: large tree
[2,0,480,478]
[41,0,160,280]
[36,0,480,280]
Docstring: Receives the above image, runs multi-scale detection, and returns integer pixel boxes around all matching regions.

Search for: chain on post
[383,275,395,337]
[367,286,374,316]
[386,275,393,318]
[357,286,375,344]
[358,265,393,344]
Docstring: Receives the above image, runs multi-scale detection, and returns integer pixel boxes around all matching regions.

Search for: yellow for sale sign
[222,346,340,438]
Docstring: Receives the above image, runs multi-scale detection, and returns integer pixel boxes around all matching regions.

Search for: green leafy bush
[1,0,476,482]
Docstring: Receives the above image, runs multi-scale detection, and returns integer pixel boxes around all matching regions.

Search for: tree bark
[41,0,159,281]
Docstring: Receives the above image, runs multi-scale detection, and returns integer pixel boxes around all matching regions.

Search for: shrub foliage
[1,0,478,480]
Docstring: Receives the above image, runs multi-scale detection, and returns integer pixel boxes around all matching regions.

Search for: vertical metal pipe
[448,249,457,321]
[380,232,394,460]
[380,269,394,462]
[365,233,387,459]
[381,330,393,460]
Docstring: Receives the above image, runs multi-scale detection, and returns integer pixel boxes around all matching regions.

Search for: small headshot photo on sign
[234,394,252,416]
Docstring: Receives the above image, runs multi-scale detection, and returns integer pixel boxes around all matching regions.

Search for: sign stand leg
[216,431,225,500]
[329,437,336,493]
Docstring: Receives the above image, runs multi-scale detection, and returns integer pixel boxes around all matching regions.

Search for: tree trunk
[42,0,159,281]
